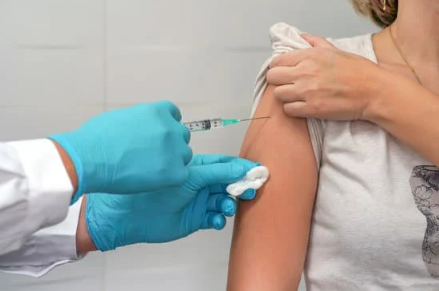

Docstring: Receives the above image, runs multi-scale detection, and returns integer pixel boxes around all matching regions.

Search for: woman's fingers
[273,84,305,103]
[301,33,335,49]
[266,66,301,86]
[283,102,311,118]
[270,49,312,68]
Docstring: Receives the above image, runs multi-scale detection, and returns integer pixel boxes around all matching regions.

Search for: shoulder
[268,22,375,61]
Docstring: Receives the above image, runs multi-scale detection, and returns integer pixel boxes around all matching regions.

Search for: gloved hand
[50,101,192,203]
[85,155,258,251]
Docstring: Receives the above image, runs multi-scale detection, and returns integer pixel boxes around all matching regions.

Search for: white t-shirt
[252,23,439,290]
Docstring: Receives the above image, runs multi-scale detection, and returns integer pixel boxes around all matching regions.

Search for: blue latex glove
[85,155,258,251]
[50,101,192,203]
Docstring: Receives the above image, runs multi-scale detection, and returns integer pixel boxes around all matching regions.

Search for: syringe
[183,116,269,132]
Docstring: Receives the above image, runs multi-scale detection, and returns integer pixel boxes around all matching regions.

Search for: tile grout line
[103,0,108,113]
[102,1,108,290]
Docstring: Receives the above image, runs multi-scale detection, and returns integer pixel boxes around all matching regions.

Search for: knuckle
[284,52,296,66]
[153,160,170,183]
[186,146,194,160]
[311,99,326,112]
[162,125,174,138]
[308,80,320,93]
[266,68,277,83]
[172,121,185,133]
[273,86,282,98]
[310,62,320,74]
[157,100,175,109]
[159,154,174,170]
[301,61,315,75]
[133,103,152,116]
[284,103,298,117]
[182,125,191,143]
[175,122,188,135]
[302,61,318,75]
[295,83,307,96]
[156,100,179,117]
[315,47,327,55]
[308,49,319,60]
[157,126,178,144]
[147,104,162,117]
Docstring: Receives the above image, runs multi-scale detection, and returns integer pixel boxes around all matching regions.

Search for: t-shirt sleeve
[251,22,325,168]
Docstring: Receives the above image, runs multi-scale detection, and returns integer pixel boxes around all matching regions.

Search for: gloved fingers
[236,189,257,200]
[193,160,258,188]
[182,144,194,165]
[158,100,182,121]
[208,184,257,200]
[201,212,226,230]
[208,183,228,194]
[189,154,236,166]
[207,194,236,216]
[181,123,191,144]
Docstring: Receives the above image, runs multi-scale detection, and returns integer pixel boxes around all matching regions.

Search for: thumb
[301,33,334,49]
[193,160,257,188]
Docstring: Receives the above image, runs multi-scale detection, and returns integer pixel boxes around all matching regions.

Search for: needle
[239,116,270,122]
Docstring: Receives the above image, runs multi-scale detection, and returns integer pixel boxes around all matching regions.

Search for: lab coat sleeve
[0,139,74,256]
[0,198,83,277]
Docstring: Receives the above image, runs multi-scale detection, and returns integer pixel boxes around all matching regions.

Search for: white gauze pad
[226,166,269,197]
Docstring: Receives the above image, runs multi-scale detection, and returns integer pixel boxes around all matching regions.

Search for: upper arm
[227,85,318,291]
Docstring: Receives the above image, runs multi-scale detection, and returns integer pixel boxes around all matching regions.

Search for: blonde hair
[351,0,398,28]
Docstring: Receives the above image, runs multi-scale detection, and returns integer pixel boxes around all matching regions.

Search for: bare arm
[227,86,318,290]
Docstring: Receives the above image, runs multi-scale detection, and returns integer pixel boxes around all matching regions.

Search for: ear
[301,33,334,49]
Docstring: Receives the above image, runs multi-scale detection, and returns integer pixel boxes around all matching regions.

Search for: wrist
[52,140,78,194]
[361,66,395,123]
[76,196,98,254]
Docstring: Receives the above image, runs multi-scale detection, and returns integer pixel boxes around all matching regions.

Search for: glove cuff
[48,134,86,204]
[85,195,115,252]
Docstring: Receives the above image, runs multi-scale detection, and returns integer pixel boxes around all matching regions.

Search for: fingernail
[221,199,236,216]
[239,189,256,200]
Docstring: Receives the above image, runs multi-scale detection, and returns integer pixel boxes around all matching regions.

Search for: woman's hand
[267,34,382,121]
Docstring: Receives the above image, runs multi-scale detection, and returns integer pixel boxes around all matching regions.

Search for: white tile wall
[0,0,377,290]
[0,0,103,46]
[0,0,104,107]
[0,47,104,106]
[106,50,268,105]
[0,106,103,141]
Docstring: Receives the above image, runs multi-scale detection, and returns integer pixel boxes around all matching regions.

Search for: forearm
[365,70,439,166]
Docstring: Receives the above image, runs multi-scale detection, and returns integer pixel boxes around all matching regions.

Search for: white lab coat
[0,139,81,277]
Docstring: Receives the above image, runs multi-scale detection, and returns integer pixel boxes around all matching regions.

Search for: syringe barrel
[183,118,222,132]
